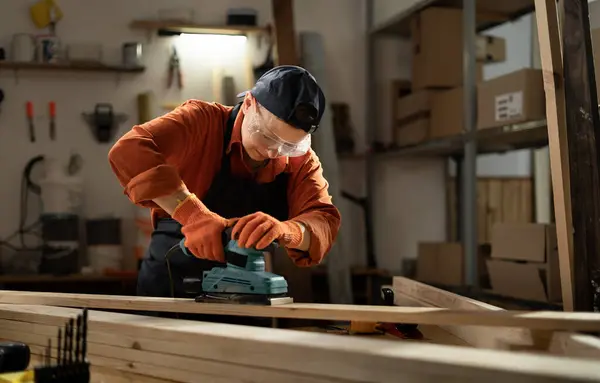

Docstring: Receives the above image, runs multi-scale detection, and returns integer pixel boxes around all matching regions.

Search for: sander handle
[179,227,279,265]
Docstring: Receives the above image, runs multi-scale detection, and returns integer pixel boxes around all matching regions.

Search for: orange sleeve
[285,150,342,267]
[108,100,220,207]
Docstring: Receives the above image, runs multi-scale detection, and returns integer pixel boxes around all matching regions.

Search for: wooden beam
[1,291,600,331]
[272,0,298,65]
[533,0,575,310]
[1,304,600,383]
[549,332,600,360]
[392,277,545,350]
[561,0,600,312]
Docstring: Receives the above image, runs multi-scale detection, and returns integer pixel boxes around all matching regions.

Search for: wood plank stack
[0,303,599,382]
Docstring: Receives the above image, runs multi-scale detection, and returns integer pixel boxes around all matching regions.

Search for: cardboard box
[394,118,430,147]
[396,90,439,123]
[416,242,490,287]
[487,258,561,302]
[410,7,484,90]
[491,223,556,262]
[477,69,545,130]
[476,35,506,63]
[430,87,464,139]
[487,223,561,302]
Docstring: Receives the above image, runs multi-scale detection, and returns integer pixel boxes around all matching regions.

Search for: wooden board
[447,177,533,243]
[549,332,600,360]
[0,304,599,383]
[534,0,576,311]
[392,277,542,350]
[1,290,600,331]
[393,277,600,357]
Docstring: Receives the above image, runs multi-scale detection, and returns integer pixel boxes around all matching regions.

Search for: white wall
[370,34,447,272]
[0,0,367,269]
[294,0,368,267]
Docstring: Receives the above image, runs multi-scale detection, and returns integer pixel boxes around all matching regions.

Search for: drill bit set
[34,308,90,383]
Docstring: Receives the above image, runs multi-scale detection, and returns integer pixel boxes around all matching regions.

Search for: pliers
[167,47,183,89]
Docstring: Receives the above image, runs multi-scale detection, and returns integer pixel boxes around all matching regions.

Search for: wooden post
[534,0,575,311]
[271,0,298,65]
[561,0,600,312]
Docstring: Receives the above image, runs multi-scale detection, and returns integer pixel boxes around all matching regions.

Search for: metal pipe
[364,0,378,269]
[462,0,478,286]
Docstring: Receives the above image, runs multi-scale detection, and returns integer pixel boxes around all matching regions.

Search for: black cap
[238,65,325,133]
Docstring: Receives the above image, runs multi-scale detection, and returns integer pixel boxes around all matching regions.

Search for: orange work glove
[172,193,232,262]
[231,212,304,250]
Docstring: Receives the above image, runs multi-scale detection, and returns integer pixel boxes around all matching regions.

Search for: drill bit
[81,309,88,361]
[57,328,62,365]
[75,314,81,362]
[68,318,74,364]
[62,321,68,365]
[45,339,51,365]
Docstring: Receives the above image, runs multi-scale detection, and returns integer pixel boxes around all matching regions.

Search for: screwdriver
[25,101,35,143]
[49,101,56,140]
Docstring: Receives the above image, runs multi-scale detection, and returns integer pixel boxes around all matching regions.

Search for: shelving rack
[363,0,541,286]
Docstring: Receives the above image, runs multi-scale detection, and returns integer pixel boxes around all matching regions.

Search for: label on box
[494,91,523,122]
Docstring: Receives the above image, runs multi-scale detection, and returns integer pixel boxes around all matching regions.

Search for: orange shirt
[108,100,341,266]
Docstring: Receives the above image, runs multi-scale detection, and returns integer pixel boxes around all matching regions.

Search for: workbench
[0,276,597,382]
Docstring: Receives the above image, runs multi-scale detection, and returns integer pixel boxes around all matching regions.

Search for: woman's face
[240,96,310,161]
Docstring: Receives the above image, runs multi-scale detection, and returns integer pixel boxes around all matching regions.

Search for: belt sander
[174,228,293,305]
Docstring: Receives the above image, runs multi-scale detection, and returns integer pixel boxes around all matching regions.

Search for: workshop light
[175,33,248,64]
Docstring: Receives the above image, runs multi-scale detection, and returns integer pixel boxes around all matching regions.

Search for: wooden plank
[534,0,576,310]
[23,343,234,383]
[129,19,266,35]
[392,277,542,350]
[1,291,600,331]
[548,332,600,360]
[26,351,176,383]
[561,0,600,311]
[1,305,600,383]
[0,326,332,383]
[520,178,534,222]
[0,61,145,73]
[487,179,504,232]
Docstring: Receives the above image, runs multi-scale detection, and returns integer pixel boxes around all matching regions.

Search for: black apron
[136,102,289,307]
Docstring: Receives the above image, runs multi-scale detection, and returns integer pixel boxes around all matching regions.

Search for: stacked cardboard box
[416,242,491,288]
[487,223,561,302]
[394,7,505,147]
[477,69,546,130]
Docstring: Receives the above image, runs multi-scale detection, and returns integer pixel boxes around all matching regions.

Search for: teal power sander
[180,228,293,305]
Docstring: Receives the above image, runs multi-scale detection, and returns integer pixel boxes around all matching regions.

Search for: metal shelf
[339,120,548,160]
[370,0,535,37]
[375,120,548,158]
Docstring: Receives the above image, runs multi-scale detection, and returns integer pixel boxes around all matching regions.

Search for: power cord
[164,243,179,300]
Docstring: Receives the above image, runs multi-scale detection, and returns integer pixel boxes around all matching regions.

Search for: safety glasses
[247,105,311,157]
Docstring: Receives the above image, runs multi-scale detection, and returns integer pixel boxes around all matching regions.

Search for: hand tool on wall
[166,227,292,305]
[81,103,128,143]
[48,101,56,140]
[25,101,35,142]
[167,46,182,89]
